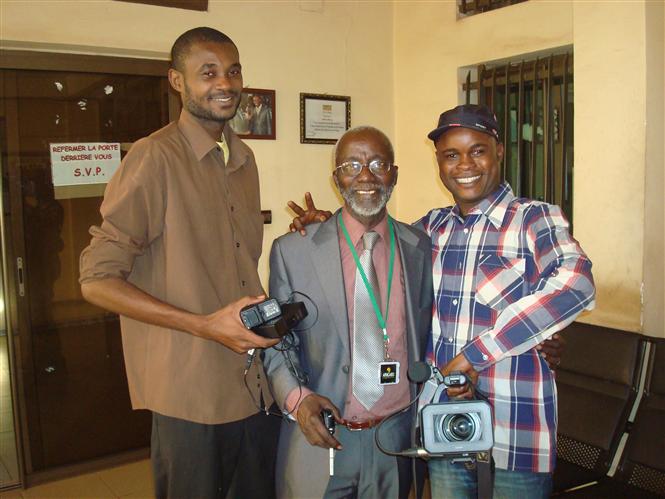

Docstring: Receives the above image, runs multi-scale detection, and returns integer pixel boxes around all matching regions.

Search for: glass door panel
[0,67,169,471]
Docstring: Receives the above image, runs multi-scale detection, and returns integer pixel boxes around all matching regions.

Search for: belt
[342,416,385,431]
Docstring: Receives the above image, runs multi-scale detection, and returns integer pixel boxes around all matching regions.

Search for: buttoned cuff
[461,332,502,371]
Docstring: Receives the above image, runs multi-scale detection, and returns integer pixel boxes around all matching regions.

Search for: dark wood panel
[115,0,207,11]
[0,50,169,77]
[33,319,151,468]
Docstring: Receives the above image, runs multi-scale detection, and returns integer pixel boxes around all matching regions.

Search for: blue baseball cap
[427,104,501,143]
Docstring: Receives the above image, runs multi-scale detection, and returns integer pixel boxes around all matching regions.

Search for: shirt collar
[466,182,514,229]
[340,206,390,248]
[176,109,218,162]
[441,182,514,229]
[177,109,250,171]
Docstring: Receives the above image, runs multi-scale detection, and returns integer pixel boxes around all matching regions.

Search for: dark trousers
[151,408,280,499]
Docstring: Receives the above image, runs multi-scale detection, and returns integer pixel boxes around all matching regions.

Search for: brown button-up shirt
[80,109,272,425]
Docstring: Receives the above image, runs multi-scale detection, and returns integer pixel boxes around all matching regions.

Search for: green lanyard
[339,213,396,357]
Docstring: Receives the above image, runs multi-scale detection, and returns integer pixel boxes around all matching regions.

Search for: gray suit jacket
[263,212,433,498]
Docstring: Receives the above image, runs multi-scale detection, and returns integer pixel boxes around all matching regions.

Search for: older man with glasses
[263,126,432,499]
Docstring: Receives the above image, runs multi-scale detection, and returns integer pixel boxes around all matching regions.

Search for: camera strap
[476,451,494,499]
[339,213,396,360]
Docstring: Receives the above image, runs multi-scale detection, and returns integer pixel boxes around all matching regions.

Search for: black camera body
[240,298,308,339]
[321,409,335,435]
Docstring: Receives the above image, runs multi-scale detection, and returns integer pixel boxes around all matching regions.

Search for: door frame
[0,49,174,486]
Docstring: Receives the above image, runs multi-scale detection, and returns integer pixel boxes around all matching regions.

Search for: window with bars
[458,0,527,18]
[463,52,574,229]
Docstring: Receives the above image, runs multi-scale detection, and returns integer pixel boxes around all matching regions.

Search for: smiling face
[333,128,398,227]
[168,41,243,136]
[435,127,504,216]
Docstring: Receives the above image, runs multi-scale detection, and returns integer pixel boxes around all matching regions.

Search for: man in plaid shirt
[421,104,595,498]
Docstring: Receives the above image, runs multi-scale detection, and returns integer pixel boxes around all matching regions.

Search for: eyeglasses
[335,160,395,177]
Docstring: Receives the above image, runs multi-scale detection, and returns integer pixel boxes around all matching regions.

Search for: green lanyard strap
[339,213,396,348]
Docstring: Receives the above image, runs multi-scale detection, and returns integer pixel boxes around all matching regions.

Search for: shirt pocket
[475,254,526,310]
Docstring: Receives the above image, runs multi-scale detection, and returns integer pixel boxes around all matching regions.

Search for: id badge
[378,361,400,385]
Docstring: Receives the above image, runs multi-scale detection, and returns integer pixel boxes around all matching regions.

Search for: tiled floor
[0,459,154,499]
[1,334,19,487]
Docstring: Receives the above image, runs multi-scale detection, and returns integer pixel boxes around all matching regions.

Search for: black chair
[556,336,665,498]
[609,336,665,497]
[552,322,648,494]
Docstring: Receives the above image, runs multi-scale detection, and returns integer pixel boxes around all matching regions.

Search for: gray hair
[333,126,395,166]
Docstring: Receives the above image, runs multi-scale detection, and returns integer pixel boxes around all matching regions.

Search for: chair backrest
[556,322,646,477]
[615,337,665,496]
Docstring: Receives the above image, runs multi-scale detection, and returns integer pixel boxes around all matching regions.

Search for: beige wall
[2,0,662,335]
[642,0,665,338]
[0,0,394,283]
[393,0,661,334]
[392,0,573,223]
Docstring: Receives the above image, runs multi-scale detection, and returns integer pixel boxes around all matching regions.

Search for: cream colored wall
[0,0,394,285]
[1,0,660,335]
[642,0,665,338]
[572,1,647,332]
[393,0,658,334]
[392,0,573,222]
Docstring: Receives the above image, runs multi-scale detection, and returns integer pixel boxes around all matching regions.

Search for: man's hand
[296,393,343,450]
[441,353,479,400]
[536,333,566,370]
[196,295,280,353]
[288,192,332,235]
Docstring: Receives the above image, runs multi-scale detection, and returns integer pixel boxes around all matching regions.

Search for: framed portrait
[229,88,276,140]
[300,93,351,144]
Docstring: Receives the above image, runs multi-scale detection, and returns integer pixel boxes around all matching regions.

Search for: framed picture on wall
[300,93,351,144]
[229,88,276,140]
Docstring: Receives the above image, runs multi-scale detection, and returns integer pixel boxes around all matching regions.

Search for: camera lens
[441,414,476,442]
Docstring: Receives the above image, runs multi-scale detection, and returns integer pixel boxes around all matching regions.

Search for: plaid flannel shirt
[417,182,595,473]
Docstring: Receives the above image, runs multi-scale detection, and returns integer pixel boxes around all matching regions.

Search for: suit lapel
[311,212,350,355]
[394,222,426,364]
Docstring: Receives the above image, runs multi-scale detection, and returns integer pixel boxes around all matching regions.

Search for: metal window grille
[464,53,574,229]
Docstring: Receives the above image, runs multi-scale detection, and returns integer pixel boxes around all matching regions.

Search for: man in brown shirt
[79,27,279,498]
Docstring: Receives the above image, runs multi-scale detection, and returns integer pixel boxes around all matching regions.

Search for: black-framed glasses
[335,159,395,177]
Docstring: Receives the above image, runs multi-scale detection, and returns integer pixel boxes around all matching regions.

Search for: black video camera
[240,298,308,339]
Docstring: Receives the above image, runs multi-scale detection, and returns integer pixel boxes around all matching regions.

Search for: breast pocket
[475,255,526,310]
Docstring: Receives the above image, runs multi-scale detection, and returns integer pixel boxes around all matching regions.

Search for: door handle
[17,257,24,296]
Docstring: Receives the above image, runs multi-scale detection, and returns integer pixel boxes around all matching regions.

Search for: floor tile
[0,431,18,484]
[118,486,154,499]
[21,473,115,499]
[97,459,152,497]
[0,487,24,498]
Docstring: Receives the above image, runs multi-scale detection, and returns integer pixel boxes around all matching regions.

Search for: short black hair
[170,27,236,71]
